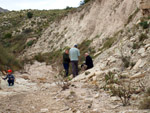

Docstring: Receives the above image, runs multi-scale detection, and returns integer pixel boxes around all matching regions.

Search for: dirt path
[0,62,149,113]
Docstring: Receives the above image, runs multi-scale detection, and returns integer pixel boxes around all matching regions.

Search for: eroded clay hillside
[22,0,150,89]
[23,0,143,56]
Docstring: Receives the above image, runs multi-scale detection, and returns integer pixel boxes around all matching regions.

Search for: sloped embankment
[23,0,142,57]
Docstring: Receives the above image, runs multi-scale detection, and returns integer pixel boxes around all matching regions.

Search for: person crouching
[3,69,15,86]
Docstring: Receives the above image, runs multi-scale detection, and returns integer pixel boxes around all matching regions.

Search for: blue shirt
[4,74,15,80]
[69,47,80,61]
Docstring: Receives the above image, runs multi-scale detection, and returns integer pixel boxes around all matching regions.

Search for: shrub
[132,43,140,49]
[27,40,34,47]
[121,56,130,68]
[33,49,63,64]
[139,33,148,42]
[146,87,150,96]
[34,53,45,62]
[23,28,33,34]
[0,45,22,71]
[102,37,116,50]
[105,72,118,84]
[27,12,33,18]
[139,21,149,29]
[65,6,73,10]
[139,98,150,109]
[110,83,132,106]
[80,0,91,5]
[139,87,150,109]
[4,33,12,39]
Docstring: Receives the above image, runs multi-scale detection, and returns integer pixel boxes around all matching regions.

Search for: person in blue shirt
[69,45,80,77]
[3,69,15,86]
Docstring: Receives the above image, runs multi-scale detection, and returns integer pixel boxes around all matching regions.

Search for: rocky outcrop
[140,0,150,16]
[0,7,9,13]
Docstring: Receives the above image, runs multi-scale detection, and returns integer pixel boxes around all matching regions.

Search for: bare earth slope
[23,0,141,56]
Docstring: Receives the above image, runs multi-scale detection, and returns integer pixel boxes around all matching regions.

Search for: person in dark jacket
[63,49,70,77]
[3,69,15,86]
[85,53,94,69]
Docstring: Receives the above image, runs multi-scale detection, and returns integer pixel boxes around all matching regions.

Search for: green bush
[80,0,91,5]
[139,21,149,29]
[0,45,22,71]
[27,40,34,47]
[27,12,33,18]
[23,28,33,34]
[109,84,132,106]
[102,37,116,50]
[121,56,130,68]
[105,72,118,84]
[65,6,73,10]
[4,33,12,39]
[33,49,63,64]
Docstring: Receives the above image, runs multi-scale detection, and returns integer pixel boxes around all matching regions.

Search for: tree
[27,12,33,19]
[80,0,91,5]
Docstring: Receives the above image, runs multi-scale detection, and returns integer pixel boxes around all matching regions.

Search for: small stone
[111,97,120,101]
[107,56,116,63]
[139,61,146,68]
[130,72,145,80]
[114,74,119,80]
[133,59,142,70]
[40,108,49,113]
[93,108,98,112]
[145,44,150,49]
[60,107,70,112]
[93,76,97,81]
[138,48,145,54]
[94,93,100,98]
[76,110,81,113]
[84,98,93,104]
[31,106,35,109]
[141,53,147,57]
[81,93,86,96]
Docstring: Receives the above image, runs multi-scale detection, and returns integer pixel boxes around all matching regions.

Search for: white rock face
[23,0,142,59]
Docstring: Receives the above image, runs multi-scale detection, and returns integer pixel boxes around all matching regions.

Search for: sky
[0,0,82,11]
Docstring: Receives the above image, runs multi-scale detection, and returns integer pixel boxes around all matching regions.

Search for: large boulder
[140,0,150,9]
[140,0,150,16]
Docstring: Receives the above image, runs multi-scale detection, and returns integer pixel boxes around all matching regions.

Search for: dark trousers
[71,61,78,77]
[8,80,14,86]
[63,63,69,77]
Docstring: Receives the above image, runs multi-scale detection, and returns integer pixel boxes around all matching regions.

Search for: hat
[74,44,78,48]
[8,69,12,73]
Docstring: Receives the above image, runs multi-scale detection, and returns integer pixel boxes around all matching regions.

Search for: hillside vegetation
[0,8,75,70]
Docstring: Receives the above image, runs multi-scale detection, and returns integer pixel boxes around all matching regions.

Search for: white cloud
[0,0,81,10]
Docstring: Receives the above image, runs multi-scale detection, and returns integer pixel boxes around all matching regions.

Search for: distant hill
[0,7,9,12]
